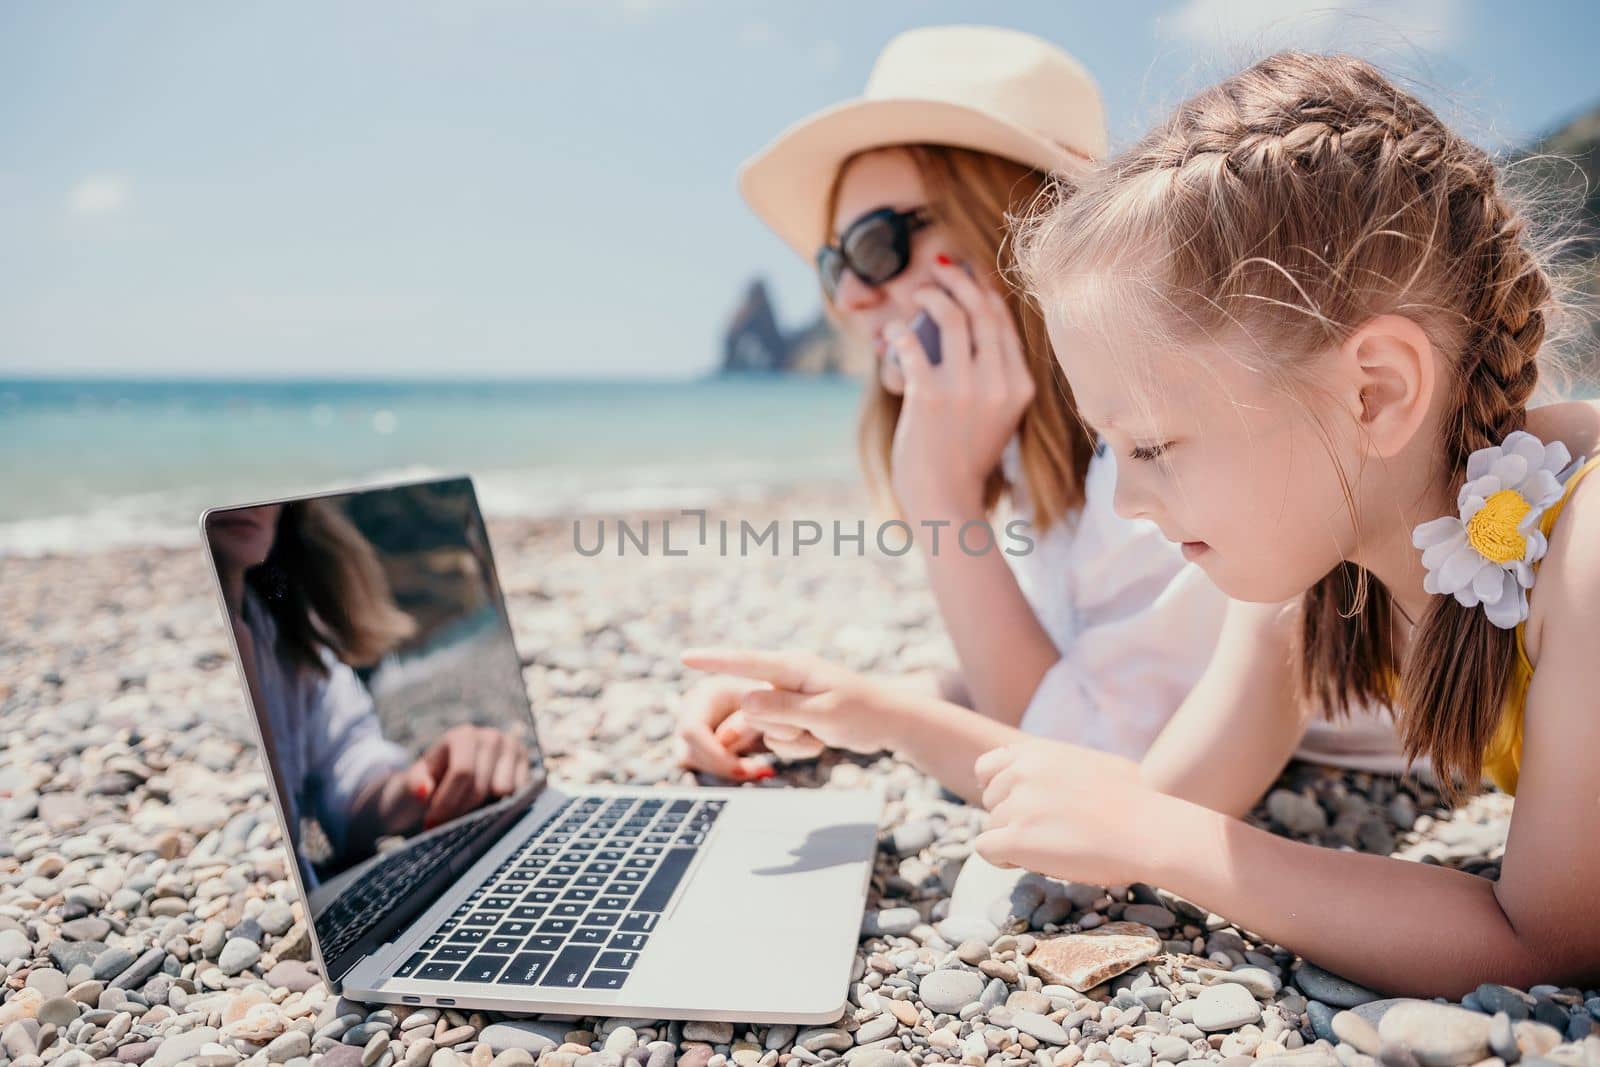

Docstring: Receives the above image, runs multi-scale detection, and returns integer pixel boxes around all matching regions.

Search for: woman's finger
[888,321,935,397]
[676,721,748,779]
[714,709,766,754]
[490,735,520,796]
[911,286,972,394]
[681,648,827,693]
[933,260,1002,376]
[676,703,750,779]
[471,728,499,804]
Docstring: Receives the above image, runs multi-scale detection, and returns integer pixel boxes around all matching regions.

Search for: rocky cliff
[719,279,864,375]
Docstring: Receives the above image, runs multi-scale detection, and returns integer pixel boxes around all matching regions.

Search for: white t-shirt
[244,590,411,887]
[997,437,1224,757]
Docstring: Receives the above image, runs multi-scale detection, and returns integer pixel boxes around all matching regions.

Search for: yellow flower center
[1465,489,1532,564]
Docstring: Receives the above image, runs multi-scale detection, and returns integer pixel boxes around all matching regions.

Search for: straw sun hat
[737,24,1108,259]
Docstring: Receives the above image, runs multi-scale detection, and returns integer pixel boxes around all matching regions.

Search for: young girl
[697,53,1600,994]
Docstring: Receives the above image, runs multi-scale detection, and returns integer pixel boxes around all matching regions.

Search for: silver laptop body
[200,475,881,1022]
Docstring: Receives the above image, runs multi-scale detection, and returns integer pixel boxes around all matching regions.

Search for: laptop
[201,475,882,1022]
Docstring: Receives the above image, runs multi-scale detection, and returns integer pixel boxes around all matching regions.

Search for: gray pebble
[0,928,29,965]
[58,917,111,942]
[1306,1001,1337,1043]
[681,1021,732,1044]
[795,1027,851,1053]
[267,1031,312,1062]
[890,821,935,857]
[217,937,261,976]
[92,947,137,982]
[1475,984,1531,1021]
[110,948,165,990]
[479,1022,564,1053]
[344,1022,392,1046]
[24,967,68,998]
[916,969,985,1015]
[1121,904,1175,930]
[1376,1002,1490,1067]
[864,908,920,938]
[37,996,79,1026]
[853,1014,897,1045]
[258,904,295,936]
[1193,983,1261,1032]
[1292,962,1380,1009]
[1010,1011,1070,1045]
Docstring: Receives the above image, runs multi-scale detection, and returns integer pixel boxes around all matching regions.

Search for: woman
[208,499,528,887]
[680,26,1425,794]
[676,25,1230,790]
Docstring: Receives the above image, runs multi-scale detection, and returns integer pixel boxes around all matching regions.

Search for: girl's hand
[673,675,786,781]
[971,739,1159,889]
[888,258,1035,522]
[680,648,906,757]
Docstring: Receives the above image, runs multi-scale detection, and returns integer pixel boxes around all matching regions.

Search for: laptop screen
[203,476,545,974]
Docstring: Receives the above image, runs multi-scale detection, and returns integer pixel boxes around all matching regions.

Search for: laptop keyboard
[393,794,724,992]
[319,804,504,965]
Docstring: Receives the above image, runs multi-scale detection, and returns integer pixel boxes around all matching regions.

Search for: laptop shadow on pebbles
[202,475,882,1021]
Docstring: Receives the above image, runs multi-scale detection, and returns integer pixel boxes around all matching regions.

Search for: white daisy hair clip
[1412,430,1585,629]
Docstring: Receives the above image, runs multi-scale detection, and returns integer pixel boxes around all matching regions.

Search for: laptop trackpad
[621,821,875,1016]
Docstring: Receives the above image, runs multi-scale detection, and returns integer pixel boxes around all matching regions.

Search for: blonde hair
[249,500,416,674]
[828,144,1096,532]
[1014,52,1565,797]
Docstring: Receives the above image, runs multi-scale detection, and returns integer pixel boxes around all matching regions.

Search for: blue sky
[3,1,1598,380]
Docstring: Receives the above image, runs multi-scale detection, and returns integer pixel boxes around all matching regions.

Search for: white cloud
[1159,0,1463,52]
[68,175,130,217]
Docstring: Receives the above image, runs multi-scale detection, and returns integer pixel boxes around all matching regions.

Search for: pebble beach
[2,483,1597,1067]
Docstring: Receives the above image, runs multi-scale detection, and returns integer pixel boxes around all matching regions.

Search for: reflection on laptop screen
[204,477,543,960]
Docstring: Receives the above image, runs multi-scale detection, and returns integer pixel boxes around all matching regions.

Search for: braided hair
[1012,52,1555,796]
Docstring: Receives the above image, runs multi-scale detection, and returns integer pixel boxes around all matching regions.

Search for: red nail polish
[935,253,952,266]
[412,782,431,801]
[752,766,776,781]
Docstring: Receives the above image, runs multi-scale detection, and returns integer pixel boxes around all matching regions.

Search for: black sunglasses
[815,206,932,301]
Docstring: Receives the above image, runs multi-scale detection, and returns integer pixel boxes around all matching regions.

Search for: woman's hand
[888,258,1035,523]
[680,648,909,757]
[674,675,797,781]
[385,726,531,831]
[971,738,1163,889]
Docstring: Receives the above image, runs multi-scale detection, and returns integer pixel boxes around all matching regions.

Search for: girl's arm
[1138,596,1314,816]
[680,648,1027,802]
[1137,795,1581,996]
[976,496,1600,994]
[909,503,1060,726]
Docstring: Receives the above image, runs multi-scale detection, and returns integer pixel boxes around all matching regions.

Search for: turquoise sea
[0,376,867,556]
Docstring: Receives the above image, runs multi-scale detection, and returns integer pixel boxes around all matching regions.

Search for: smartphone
[907,259,971,367]
[910,309,942,366]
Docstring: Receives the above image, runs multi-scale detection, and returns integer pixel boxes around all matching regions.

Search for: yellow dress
[1478,453,1600,795]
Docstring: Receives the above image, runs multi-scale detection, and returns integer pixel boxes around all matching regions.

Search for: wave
[0,458,856,558]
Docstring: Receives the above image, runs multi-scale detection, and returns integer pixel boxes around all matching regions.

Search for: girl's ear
[1340,314,1437,458]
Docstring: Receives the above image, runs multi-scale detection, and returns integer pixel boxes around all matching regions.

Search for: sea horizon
[0,374,868,557]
